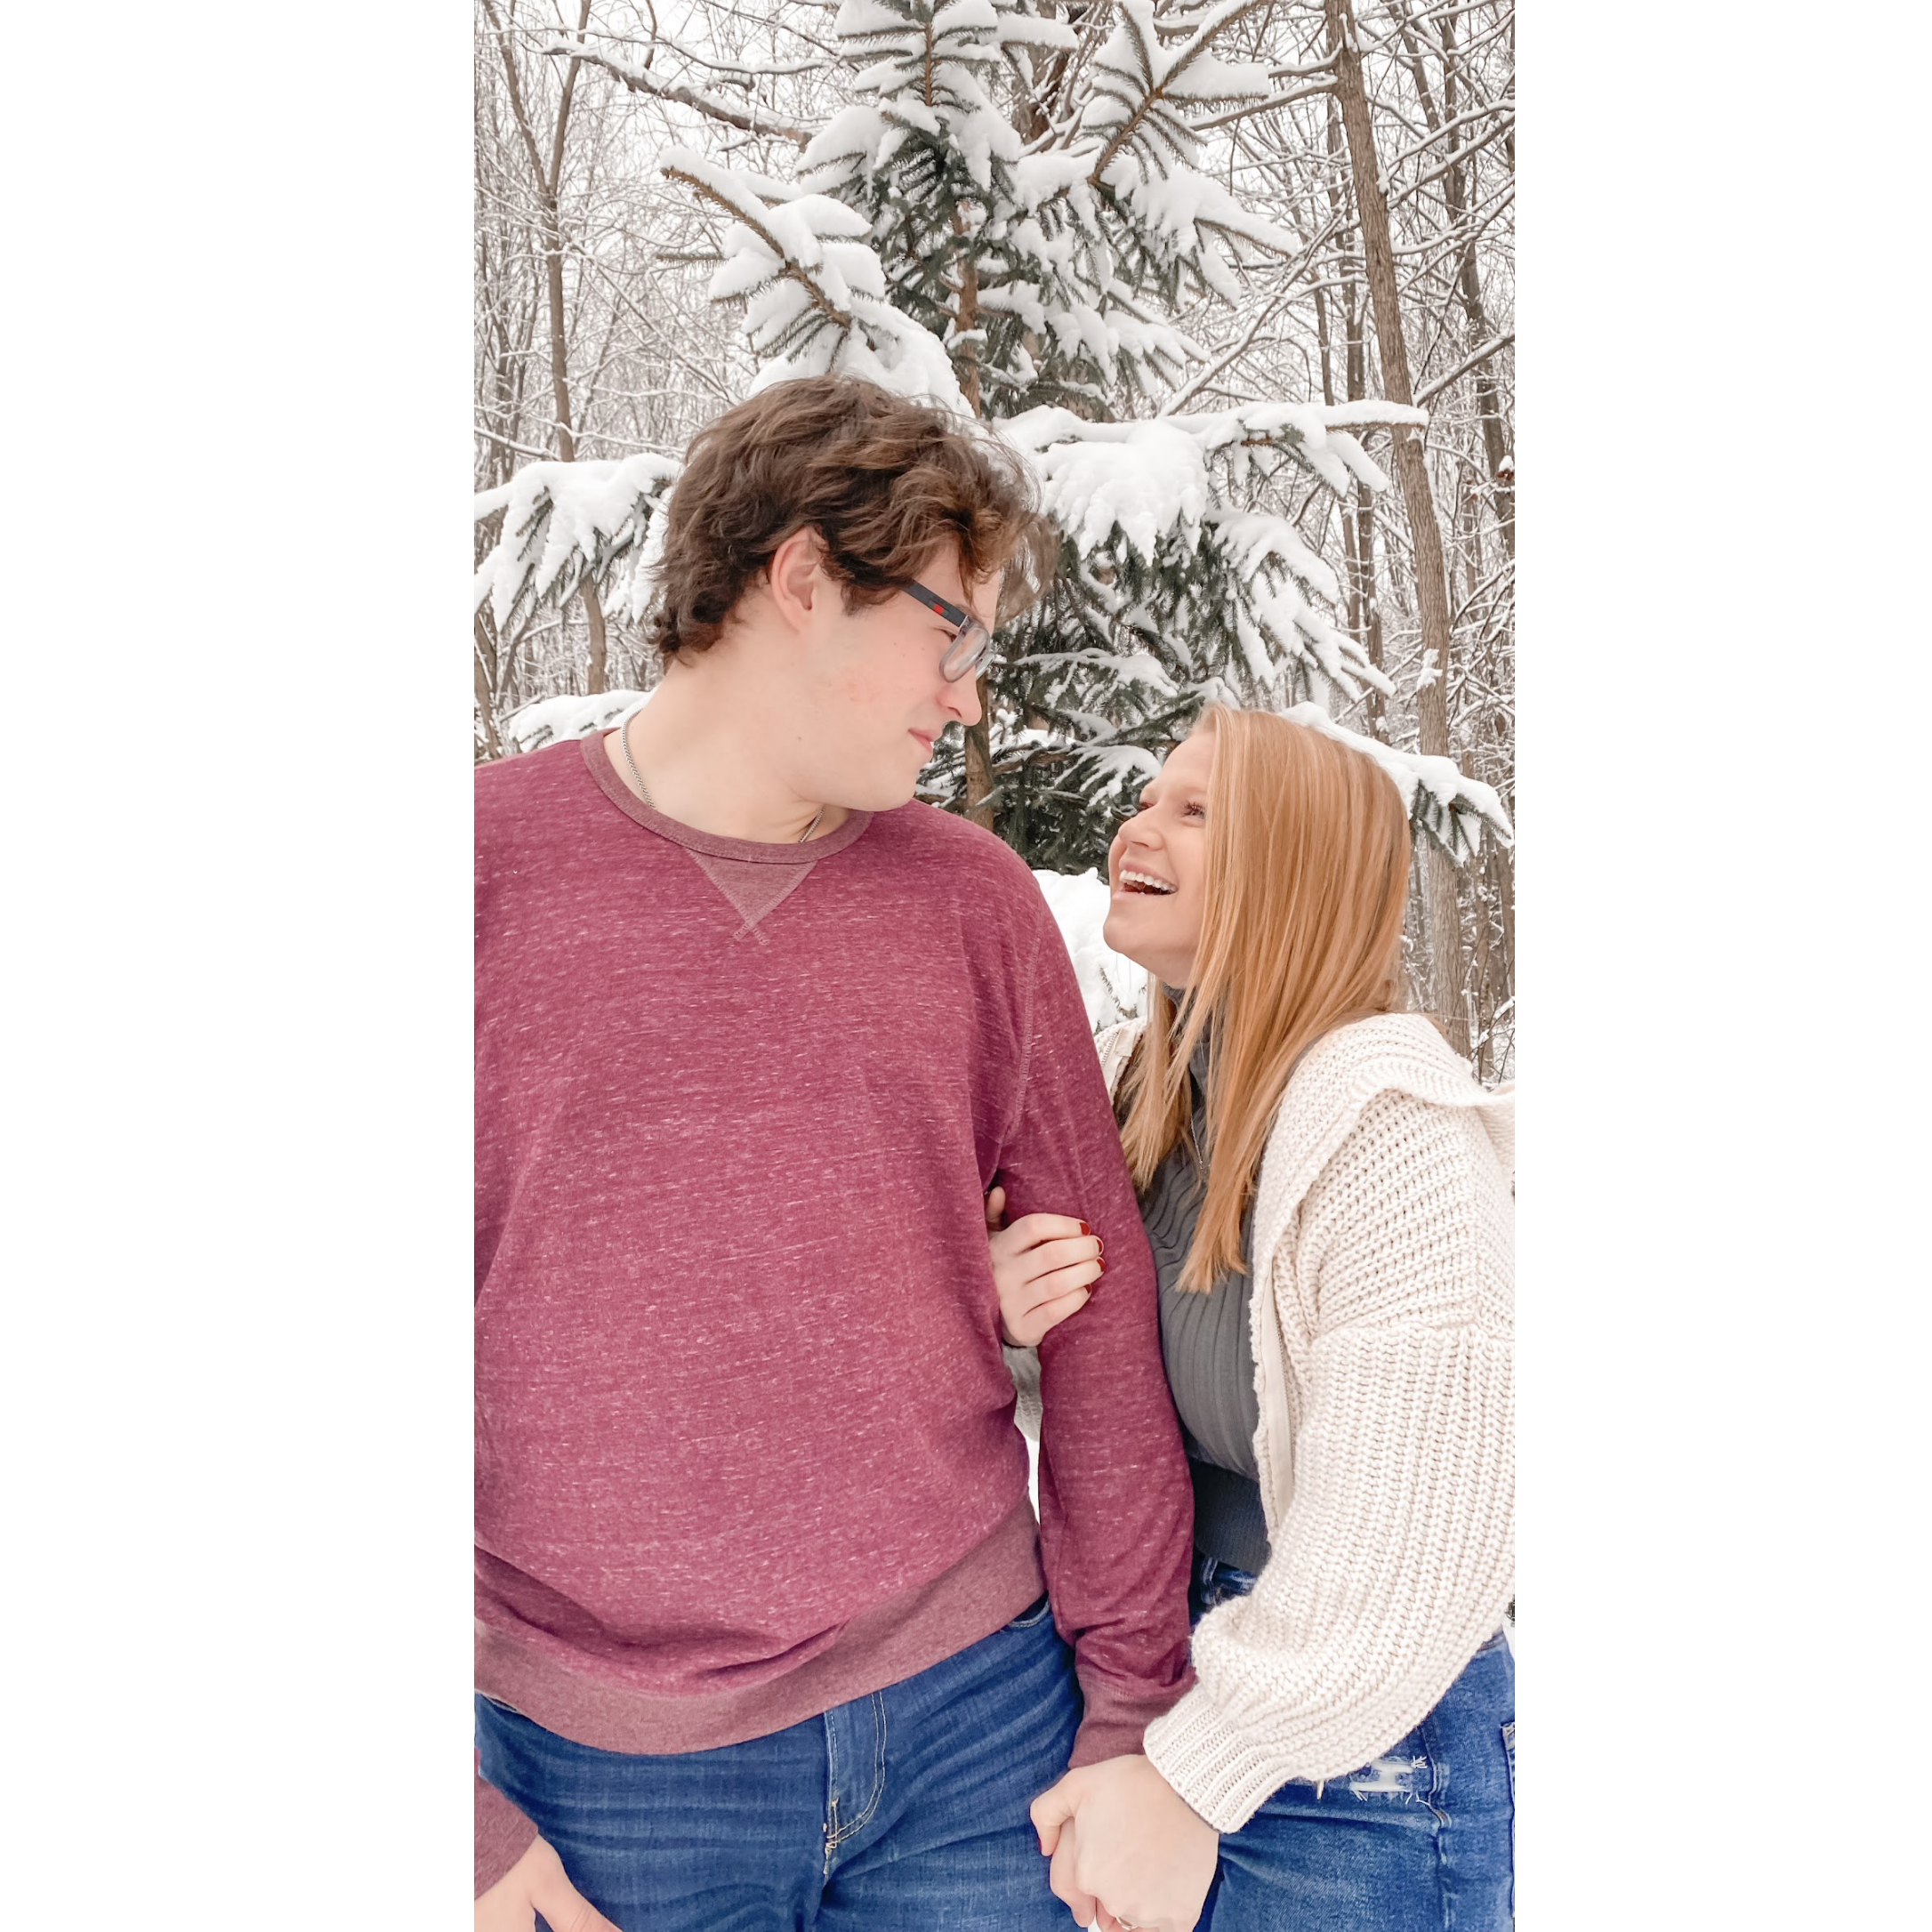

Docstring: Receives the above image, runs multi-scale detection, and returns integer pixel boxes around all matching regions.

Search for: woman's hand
[1030,1755,1219,1932]
[984,1187,1105,1348]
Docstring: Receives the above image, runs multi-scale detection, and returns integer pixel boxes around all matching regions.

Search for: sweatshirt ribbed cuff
[1069,1710,1148,1766]
[476,1771,541,1899]
[1071,1665,1195,1768]
[1142,1687,1292,1833]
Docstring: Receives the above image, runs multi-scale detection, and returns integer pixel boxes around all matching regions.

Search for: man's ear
[765,526,828,634]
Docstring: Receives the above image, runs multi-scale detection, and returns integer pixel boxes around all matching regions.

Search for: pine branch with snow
[1280,702,1511,862]
[474,454,682,638]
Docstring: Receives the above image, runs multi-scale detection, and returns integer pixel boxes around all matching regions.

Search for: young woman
[998,707,1513,1932]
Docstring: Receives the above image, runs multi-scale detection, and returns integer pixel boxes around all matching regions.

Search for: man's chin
[825,775,921,814]
[809,745,937,815]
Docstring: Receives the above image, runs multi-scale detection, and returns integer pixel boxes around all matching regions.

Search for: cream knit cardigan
[1010,1010,1513,1832]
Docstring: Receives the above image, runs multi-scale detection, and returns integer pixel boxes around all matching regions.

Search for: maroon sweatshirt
[473,732,1195,1892]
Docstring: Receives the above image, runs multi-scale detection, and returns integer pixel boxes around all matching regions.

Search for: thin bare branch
[543,42,814,144]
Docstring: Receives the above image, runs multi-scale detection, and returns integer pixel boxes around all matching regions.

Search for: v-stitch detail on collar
[685,847,818,941]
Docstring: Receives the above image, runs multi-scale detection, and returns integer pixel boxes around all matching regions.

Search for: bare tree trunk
[486,0,610,693]
[583,590,608,693]
[1324,97,1386,737]
[949,203,996,827]
[963,673,997,829]
[1313,278,1353,684]
[1438,11,1514,559]
[1485,836,1514,1074]
[1326,0,1466,1051]
[1384,0,1512,1060]
[1315,278,1375,724]
[475,613,503,759]
[952,218,984,419]
[1312,278,1335,409]
[1347,264,1387,741]
[1492,838,1514,998]
[1388,0,1512,557]
[1345,283,1388,737]
[1469,844,1493,1081]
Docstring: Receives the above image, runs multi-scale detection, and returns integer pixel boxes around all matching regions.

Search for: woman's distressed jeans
[1189,1552,1516,1931]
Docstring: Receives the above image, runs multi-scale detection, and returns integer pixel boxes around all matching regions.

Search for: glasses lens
[940,617,993,683]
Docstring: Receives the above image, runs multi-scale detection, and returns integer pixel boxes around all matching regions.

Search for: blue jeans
[474,1597,1078,1931]
[1188,1552,1516,1932]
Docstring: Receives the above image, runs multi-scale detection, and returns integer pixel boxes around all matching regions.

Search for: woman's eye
[1182,801,1205,819]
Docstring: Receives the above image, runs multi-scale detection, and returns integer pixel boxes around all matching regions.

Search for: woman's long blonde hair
[1117,707,1413,1292]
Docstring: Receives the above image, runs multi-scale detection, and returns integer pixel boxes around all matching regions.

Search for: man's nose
[945,671,983,728]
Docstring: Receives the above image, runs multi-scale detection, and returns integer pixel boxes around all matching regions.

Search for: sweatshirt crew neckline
[581,728,876,864]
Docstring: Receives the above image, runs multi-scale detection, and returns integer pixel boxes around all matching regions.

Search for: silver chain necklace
[619,712,825,842]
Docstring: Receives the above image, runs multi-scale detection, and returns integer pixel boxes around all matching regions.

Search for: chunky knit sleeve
[1143,1091,1513,1831]
[1005,1340,1042,1440]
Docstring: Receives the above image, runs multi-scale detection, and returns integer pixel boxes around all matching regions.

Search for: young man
[474,374,1195,1932]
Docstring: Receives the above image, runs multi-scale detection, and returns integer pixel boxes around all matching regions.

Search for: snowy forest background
[473,0,1515,1080]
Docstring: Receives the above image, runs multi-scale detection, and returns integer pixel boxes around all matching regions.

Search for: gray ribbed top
[1145,1033,1269,1573]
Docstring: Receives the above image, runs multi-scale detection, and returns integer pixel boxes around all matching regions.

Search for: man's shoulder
[869,800,1048,909]
[475,738,595,851]
[476,737,583,804]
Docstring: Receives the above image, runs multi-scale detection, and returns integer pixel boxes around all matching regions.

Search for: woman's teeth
[1119,869,1175,895]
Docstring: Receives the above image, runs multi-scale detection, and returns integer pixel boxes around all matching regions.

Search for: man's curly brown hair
[647,374,1052,663]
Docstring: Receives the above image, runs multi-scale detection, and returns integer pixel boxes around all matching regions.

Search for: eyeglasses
[902,580,995,684]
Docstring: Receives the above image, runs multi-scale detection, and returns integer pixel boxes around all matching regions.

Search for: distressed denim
[1190,1554,1516,1931]
[1189,1551,1262,1622]
[474,1596,1077,1932]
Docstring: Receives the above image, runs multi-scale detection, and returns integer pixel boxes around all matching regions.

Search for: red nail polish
[1078,1221,1091,1236]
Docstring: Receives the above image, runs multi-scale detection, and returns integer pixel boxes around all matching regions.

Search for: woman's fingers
[1038,1256,1103,1296]
[1002,1283,1094,1348]
[1003,1212,1092,1251]
[1040,1231,1105,1269]
[984,1186,1007,1230]
[1028,1287,1091,1339]
[997,1230,1103,1274]
[1005,1235,1103,1288]
[990,1213,1103,1348]
[992,1228,1102,1284]
[1010,1252,1104,1307]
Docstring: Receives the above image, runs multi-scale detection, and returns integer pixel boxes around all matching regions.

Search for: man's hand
[475,1835,620,1932]
[1031,1754,1219,1932]
[985,1187,1104,1348]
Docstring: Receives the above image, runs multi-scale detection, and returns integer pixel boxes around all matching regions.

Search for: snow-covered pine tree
[475,0,1510,873]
